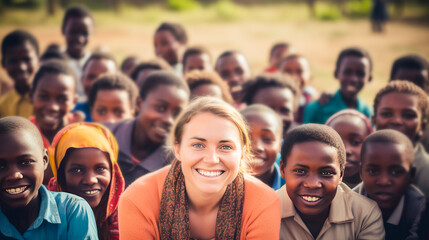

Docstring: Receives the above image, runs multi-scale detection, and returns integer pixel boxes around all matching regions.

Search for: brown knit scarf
[159,159,245,240]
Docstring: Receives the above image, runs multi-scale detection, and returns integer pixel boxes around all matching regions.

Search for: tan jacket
[277,182,385,240]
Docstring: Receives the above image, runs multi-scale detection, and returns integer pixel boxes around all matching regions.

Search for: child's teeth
[5,186,26,195]
[85,190,99,195]
[197,169,223,177]
[302,196,320,202]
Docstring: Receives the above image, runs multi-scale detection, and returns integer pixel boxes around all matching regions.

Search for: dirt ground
[1,17,428,103]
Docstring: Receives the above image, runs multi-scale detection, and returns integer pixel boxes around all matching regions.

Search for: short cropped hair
[182,46,211,67]
[88,73,139,110]
[279,54,306,68]
[373,80,428,127]
[61,6,94,33]
[269,42,289,59]
[185,70,233,104]
[325,109,374,134]
[281,124,346,174]
[335,47,373,76]
[1,30,39,66]
[215,50,249,71]
[361,129,414,165]
[0,116,44,151]
[82,52,117,73]
[40,48,68,62]
[241,73,298,108]
[240,104,283,136]
[130,58,173,82]
[32,60,77,91]
[156,22,188,44]
[389,54,429,92]
[139,70,189,100]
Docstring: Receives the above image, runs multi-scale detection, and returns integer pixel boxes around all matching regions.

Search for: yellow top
[0,89,33,118]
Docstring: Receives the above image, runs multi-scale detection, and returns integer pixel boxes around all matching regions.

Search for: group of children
[0,4,429,240]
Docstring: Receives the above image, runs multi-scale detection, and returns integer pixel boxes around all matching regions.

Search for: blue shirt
[271,162,285,190]
[0,185,98,240]
[303,89,373,124]
[74,101,93,122]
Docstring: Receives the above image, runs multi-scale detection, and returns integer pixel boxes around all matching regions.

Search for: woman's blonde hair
[168,96,253,173]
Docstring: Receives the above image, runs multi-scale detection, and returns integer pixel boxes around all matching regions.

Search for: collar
[277,182,354,223]
[29,185,62,229]
[387,196,404,225]
[333,90,366,111]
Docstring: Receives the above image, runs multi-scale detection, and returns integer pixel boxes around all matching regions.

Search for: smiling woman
[118,97,281,239]
[48,122,125,240]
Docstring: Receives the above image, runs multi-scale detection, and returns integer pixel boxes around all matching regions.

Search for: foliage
[167,0,199,11]
[215,0,244,20]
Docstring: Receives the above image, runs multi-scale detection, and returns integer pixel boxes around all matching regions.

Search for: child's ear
[137,97,144,111]
[43,148,49,171]
[371,115,377,128]
[280,161,286,179]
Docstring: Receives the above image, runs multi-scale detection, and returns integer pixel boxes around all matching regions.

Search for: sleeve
[302,101,319,124]
[357,203,385,240]
[244,196,281,240]
[66,199,99,240]
[118,195,158,239]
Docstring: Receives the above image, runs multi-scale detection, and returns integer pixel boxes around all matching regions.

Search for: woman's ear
[174,144,181,161]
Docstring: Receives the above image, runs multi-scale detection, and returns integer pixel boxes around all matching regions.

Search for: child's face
[336,56,371,100]
[216,54,250,92]
[183,53,212,75]
[246,112,282,176]
[91,89,134,123]
[0,130,48,209]
[328,116,369,178]
[154,30,184,65]
[360,142,411,214]
[373,92,422,142]
[269,46,287,68]
[63,16,94,58]
[191,84,223,100]
[31,73,77,133]
[137,84,189,145]
[82,58,116,96]
[280,141,342,218]
[393,68,429,93]
[2,41,39,93]
[63,148,111,209]
[174,113,242,196]
[280,57,311,90]
[252,87,294,135]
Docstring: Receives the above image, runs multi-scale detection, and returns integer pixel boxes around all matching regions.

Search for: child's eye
[379,111,393,118]
[114,109,125,117]
[97,109,107,116]
[293,169,305,175]
[96,167,108,173]
[262,137,275,144]
[367,168,378,175]
[402,112,417,120]
[20,159,34,166]
[321,170,335,176]
[155,105,167,113]
[390,169,405,176]
[69,168,82,174]
[350,139,362,146]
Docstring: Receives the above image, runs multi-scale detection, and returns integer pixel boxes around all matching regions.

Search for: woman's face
[63,148,111,209]
[174,112,243,197]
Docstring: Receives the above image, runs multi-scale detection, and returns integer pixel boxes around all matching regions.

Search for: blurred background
[1,0,428,102]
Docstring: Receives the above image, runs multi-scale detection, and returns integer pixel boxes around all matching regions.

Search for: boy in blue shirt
[303,47,373,124]
[0,116,98,239]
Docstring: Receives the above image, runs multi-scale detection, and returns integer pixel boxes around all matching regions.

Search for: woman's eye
[220,145,232,150]
[192,143,203,149]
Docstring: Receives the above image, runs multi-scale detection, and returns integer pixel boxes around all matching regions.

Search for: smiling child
[277,124,384,239]
[0,116,97,239]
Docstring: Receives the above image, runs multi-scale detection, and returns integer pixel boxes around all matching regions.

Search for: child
[0,30,39,118]
[74,52,117,121]
[185,70,233,104]
[48,122,125,240]
[182,46,212,75]
[61,6,95,98]
[372,80,429,204]
[354,129,425,240]
[30,60,78,145]
[241,73,298,136]
[120,56,139,77]
[264,42,293,73]
[130,58,173,90]
[389,54,429,94]
[279,54,318,123]
[89,73,138,123]
[303,47,373,124]
[326,109,373,188]
[215,50,251,105]
[241,104,284,190]
[277,124,384,239]
[0,116,97,239]
[154,22,187,75]
[104,70,189,187]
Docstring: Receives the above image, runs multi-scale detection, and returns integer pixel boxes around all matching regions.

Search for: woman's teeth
[84,190,100,195]
[196,169,223,177]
